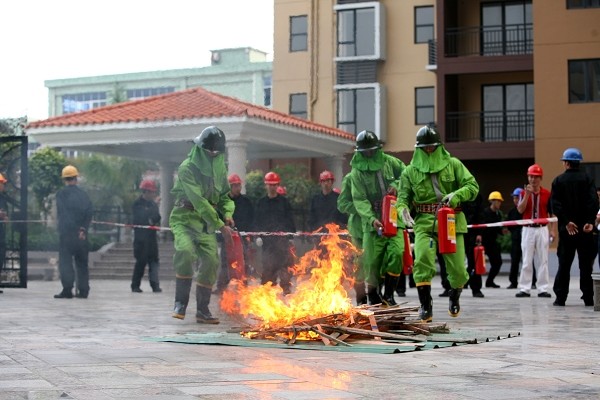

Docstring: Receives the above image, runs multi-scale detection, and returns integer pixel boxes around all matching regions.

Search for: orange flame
[220,224,359,333]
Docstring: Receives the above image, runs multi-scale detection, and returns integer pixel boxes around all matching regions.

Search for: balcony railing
[445,24,533,57]
[446,110,534,143]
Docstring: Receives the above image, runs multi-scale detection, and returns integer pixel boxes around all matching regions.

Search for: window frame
[566,0,600,9]
[289,92,308,119]
[334,2,385,61]
[334,82,385,141]
[415,86,435,125]
[289,15,308,52]
[414,6,434,44]
[568,59,600,103]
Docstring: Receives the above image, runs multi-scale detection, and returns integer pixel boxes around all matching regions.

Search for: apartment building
[272,0,600,202]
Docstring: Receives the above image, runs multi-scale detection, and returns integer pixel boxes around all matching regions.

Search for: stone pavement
[1,270,599,399]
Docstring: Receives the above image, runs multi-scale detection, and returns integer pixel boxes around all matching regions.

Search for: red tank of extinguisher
[380,194,398,237]
[474,240,486,275]
[226,231,246,281]
[437,205,457,254]
[402,230,413,274]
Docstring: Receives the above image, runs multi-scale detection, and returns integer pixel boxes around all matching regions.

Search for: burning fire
[220,224,359,338]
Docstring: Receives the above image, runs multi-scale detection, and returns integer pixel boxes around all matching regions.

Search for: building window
[126,87,175,101]
[569,59,600,103]
[263,76,272,107]
[290,15,308,52]
[482,83,534,141]
[289,93,308,119]
[482,1,532,55]
[415,87,435,125]
[336,83,384,139]
[415,6,434,44]
[335,2,385,60]
[567,0,600,8]
[62,92,107,114]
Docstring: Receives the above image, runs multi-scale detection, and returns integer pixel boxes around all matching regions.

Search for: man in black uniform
[308,170,347,231]
[483,191,505,288]
[255,171,296,294]
[54,165,93,299]
[463,192,485,298]
[0,173,9,294]
[131,179,162,293]
[551,148,599,307]
[215,173,255,293]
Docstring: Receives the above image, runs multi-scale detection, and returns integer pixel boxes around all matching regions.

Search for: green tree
[28,147,67,220]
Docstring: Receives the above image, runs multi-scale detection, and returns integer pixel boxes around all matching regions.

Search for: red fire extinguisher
[474,240,486,275]
[226,230,246,281]
[437,205,457,254]
[380,194,398,237]
[402,230,413,274]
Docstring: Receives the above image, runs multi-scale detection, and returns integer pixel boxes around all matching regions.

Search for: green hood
[410,145,451,174]
[350,150,384,172]
[188,145,227,193]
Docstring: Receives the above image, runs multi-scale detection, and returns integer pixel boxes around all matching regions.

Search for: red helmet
[276,186,287,195]
[228,173,242,184]
[527,164,543,177]
[140,179,158,192]
[319,170,335,182]
[264,171,281,185]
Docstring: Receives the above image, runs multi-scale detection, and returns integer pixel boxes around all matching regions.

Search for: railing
[445,24,533,57]
[446,110,534,143]
[428,39,437,66]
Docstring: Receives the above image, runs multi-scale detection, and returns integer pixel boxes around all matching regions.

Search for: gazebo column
[226,139,249,193]
[326,155,345,189]
[158,161,176,230]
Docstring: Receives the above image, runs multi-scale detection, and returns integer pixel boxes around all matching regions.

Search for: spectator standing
[596,187,600,270]
[215,173,255,293]
[308,170,347,231]
[551,148,599,307]
[397,126,479,321]
[130,179,161,293]
[170,126,234,324]
[482,191,504,288]
[54,165,93,299]
[0,173,9,294]
[506,187,536,289]
[463,193,485,298]
[254,171,296,294]
[350,130,405,306]
[515,164,555,298]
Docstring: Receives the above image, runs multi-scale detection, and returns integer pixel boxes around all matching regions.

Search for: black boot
[367,284,382,305]
[173,278,192,319]
[382,274,399,307]
[448,288,463,317]
[196,286,220,324]
[354,281,367,306]
[416,285,433,322]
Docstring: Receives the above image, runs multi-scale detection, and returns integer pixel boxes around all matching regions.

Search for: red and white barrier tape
[467,217,556,229]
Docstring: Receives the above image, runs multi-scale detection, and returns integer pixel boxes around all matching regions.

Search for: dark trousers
[484,241,502,284]
[553,230,595,303]
[261,237,292,292]
[465,234,482,292]
[131,239,160,290]
[509,237,522,286]
[58,235,89,295]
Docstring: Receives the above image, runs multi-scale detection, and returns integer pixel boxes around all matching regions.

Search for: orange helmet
[139,180,158,192]
[319,170,335,182]
[527,164,543,177]
[276,186,287,195]
[61,165,79,178]
[264,171,281,185]
[0,173,7,183]
[228,173,242,184]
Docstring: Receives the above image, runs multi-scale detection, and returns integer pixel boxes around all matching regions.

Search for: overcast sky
[0,0,274,121]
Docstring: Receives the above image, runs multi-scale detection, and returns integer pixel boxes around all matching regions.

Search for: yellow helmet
[61,165,79,178]
[0,173,7,183]
[488,191,504,202]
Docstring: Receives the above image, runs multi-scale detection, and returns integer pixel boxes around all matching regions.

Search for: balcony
[446,110,534,143]
[445,24,532,58]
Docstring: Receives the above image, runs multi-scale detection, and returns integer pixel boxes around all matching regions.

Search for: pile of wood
[240,303,451,347]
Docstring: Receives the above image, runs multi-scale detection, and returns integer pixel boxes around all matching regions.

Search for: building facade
[272,0,600,206]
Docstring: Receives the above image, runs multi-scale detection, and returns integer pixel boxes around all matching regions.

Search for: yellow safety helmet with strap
[61,165,79,178]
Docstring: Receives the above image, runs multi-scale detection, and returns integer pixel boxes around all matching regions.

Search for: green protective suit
[350,150,405,286]
[396,145,479,289]
[337,173,365,281]
[169,146,234,287]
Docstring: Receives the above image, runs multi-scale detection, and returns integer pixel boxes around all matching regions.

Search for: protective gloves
[400,208,415,228]
[442,192,459,208]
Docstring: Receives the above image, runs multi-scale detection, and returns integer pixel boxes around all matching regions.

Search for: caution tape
[467,217,556,229]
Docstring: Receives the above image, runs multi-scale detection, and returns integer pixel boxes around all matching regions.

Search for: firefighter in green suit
[396,126,479,321]
[349,130,405,306]
[170,126,234,324]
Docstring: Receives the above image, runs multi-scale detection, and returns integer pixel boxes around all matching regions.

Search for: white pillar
[226,139,249,193]
[327,156,346,190]
[158,161,176,228]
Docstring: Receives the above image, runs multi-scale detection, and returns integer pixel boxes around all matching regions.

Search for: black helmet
[194,126,226,152]
[355,130,381,152]
[415,126,442,148]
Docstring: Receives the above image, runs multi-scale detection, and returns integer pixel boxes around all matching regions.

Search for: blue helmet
[560,148,583,162]
[511,187,523,197]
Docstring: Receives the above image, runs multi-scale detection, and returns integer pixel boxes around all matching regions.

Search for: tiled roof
[27,87,354,140]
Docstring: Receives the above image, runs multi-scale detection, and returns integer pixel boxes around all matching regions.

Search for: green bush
[27,224,110,252]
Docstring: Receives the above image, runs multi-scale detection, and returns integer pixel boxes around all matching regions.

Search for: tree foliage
[29,147,67,218]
